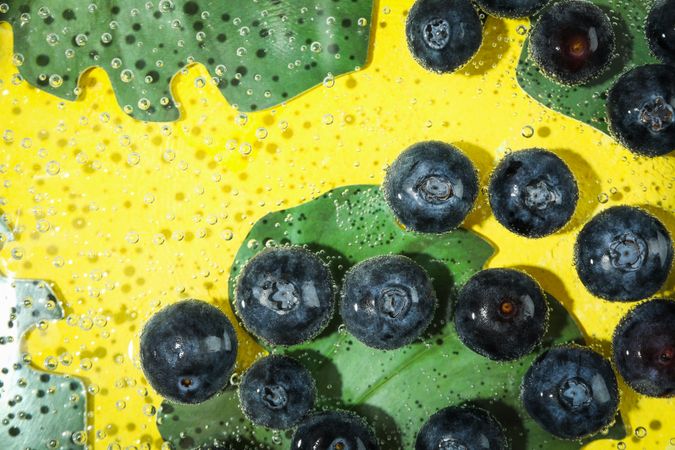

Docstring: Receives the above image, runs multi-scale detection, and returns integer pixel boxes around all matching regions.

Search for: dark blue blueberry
[405,0,483,73]
[340,255,437,350]
[521,345,619,439]
[238,355,315,429]
[291,410,379,450]
[612,298,675,398]
[475,0,549,18]
[139,299,237,404]
[454,268,549,361]
[529,0,615,85]
[606,64,675,156]
[574,206,673,301]
[234,246,335,346]
[488,149,578,238]
[415,406,508,450]
[383,141,479,233]
[646,0,675,65]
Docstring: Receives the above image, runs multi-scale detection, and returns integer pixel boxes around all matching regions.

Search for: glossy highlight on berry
[383,141,479,233]
[234,246,335,346]
[529,0,615,85]
[340,255,437,350]
[574,206,673,301]
[405,0,483,73]
[612,298,675,398]
[139,299,238,404]
[488,149,578,238]
[607,64,675,156]
[521,345,619,440]
[454,268,549,360]
[238,354,316,429]
[291,410,380,450]
[415,406,508,450]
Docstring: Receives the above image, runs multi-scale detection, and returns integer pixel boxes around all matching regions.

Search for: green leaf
[0,276,86,450]
[516,0,658,135]
[157,185,625,449]
[0,0,373,122]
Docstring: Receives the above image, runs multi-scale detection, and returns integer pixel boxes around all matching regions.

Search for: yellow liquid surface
[0,3,673,449]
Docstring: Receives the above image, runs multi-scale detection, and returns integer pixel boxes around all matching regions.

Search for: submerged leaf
[0,0,373,121]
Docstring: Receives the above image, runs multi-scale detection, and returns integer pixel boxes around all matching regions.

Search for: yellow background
[0,2,673,449]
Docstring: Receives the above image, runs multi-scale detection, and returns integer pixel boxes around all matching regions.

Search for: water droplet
[635,427,647,438]
[597,192,609,203]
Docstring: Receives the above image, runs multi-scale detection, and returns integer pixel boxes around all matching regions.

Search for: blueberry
[606,64,675,156]
[488,149,578,238]
[454,268,549,361]
[238,354,315,429]
[405,0,483,73]
[291,410,379,450]
[521,345,619,440]
[139,299,237,404]
[234,246,335,346]
[415,406,508,450]
[529,0,615,85]
[474,0,550,19]
[646,0,675,65]
[574,206,673,301]
[340,255,437,350]
[612,298,675,397]
[383,141,479,233]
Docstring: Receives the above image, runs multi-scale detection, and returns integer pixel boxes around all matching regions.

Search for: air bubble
[120,69,134,83]
[137,98,151,111]
[311,41,323,53]
[323,73,336,88]
[134,404,155,420]
[10,247,23,260]
[80,358,93,370]
[75,34,88,47]
[36,219,51,233]
[256,127,268,140]
[44,356,58,370]
[46,33,59,46]
[125,231,140,244]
